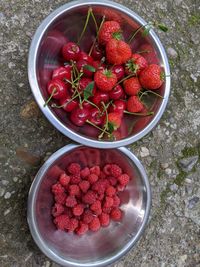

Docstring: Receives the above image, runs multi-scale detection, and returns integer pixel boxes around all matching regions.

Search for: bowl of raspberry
[27,144,151,266]
[28,0,170,148]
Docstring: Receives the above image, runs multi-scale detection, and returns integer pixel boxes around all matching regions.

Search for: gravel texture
[0,0,200,266]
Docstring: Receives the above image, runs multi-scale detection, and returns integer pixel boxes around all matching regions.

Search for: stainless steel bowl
[28,0,170,148]
[27,144,151,267]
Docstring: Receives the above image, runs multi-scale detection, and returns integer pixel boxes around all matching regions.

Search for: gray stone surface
[0,0,200,266]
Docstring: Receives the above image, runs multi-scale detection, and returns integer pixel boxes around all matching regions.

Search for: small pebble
[165,168,172,175]
[13,177,18,182]
[0,188,5,197]
[4,208,11,216]
[4,192,11,199]
[1,180,9,186]
[140,147,150,157]
[167,47,178,58]
[161,163,169,169]
[188,196,199,209]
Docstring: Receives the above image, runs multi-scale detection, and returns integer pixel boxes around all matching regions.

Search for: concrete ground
[0,0,200,266]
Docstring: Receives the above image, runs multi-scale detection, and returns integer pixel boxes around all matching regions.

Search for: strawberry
[106,39,132,65]
[139,64,164,90]
[125,53,148,75]
[107,112,122,130]
[98,20,121,45]
[127,96,144,113]
[123,77,142,96]
[94,69,117,92]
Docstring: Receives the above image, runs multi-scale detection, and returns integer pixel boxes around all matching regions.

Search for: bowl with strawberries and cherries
[28,1,170,148]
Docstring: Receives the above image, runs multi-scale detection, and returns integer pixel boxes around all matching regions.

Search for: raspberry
[52,203,64,217]
[97,193,104,201]
[68,184,80,196]
[59,173,70,187]
[108,176,117,186]
[90,166,100,176]
[65,196,77,207]
[99,171,106,179]
[66,218,79,232]
[54,214,69,230]
[90,200,102,215]
[110,208,122,221]
[104,196,114,208]
[63,207,73,218]
[92,179,109,194]
[73,204,84,216]
[52,183,65,195]
[68,163,81,175]
[80,167,90,178]
[82,209,94,224]
[103,164,111,175]
[76,222,88,235]
[117,184,125,192]
[79,180,90,193]
[110,164,122,177]
[89,217,101,232]
[82,190,96,204]
[102,207,112,214]
[87,173,98,184]
[99,213,110,227]
[106,186,116,197]
[54,192,67,205]
[113,195,121,207]
[118,174,130,186]
[70,174,81,184]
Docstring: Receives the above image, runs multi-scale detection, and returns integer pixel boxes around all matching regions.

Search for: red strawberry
[107,112,122,130]
[123,77,142,96]
[94,69,117,92]
[139,64,164,90]
[106,39,132,65]
[127,96,144,113]
[98,20,121,45]
[125,54,148,75]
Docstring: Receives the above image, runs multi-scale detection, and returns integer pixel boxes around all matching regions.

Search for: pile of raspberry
[51,162,130,235]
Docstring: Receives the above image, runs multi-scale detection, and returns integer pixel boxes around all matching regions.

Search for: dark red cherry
[62,42,80,61]
[78,51,93,64]
[112,65,125,81]
[109,85,124,100]
[47,79,68,99]
[76,60,94,77]
[109,100,127,114]
[60,96,78,112]
[92,91,109,106]
[89,108,105,126]
[91,43,104,60]
[70,107,90,126]
[52,66,72,82]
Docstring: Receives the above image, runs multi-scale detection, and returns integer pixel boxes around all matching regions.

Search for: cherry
[91,43,104,60]
[109,100,127,114]
[47,79,68,99]
[76,60,94,78]
[52,66,72,82]
[92,91,109,106]
[112,65,125,81]
[60,96,78,112]
[82,101,93,110]
[62,42,80,61]
[70,107,90,126]
[78,52,93,64]
[89,108,105,126]
[109,85,124,100]
[78,78,96,96]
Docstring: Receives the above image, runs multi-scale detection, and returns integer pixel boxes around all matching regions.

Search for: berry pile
[51,162,130,235]
[45,9,166,140]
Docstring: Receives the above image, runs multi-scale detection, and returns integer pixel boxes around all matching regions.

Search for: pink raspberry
[118,173,130,186]
[90,200,102,215]
[66,218,79,232]
[54,214,69,230]
[54,192,67,205]
[110,208,122,221]
[110,164,122,177]
[106,186,116,197]
[59,173,70,187]
[97,193,104,201]
[70,174,81,184]
[87,173,98,184]
[63,207,73,218]
[104,196,114,208]
[89,217,101,232]
[103,164,111,175]
[68,184,80,196]
[113,195,121,207]
[82,190,96,204]
[76,222,88,235]
[73,204,84,216]
[90,166,100,176]
[52,183,65,195]
[99,171,106,179]
[92,179,109,194]
[80,167,90,178]
[51,203,64,217]
[68,162,81,175]
[82,209,94,224]
[79,180,90,193]
[99,213,110,227]
[102,207,112,214]
[108,176,117,186]
[65,196,77,207]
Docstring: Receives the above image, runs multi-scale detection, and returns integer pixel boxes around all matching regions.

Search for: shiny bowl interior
[27,144,151,267]
[28,0,170,148]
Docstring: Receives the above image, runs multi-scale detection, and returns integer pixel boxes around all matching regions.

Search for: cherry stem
[86,120,110,137]
[84,99,101,112]
[44,88,57,107]
[139,90,164,100]
[116,73,135,85]
[77,8,92,45]
[128,23,149,44]
[51,94,79,108]
[90,9,98,34]
[137,49,150,54]
[124,110,154,116]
